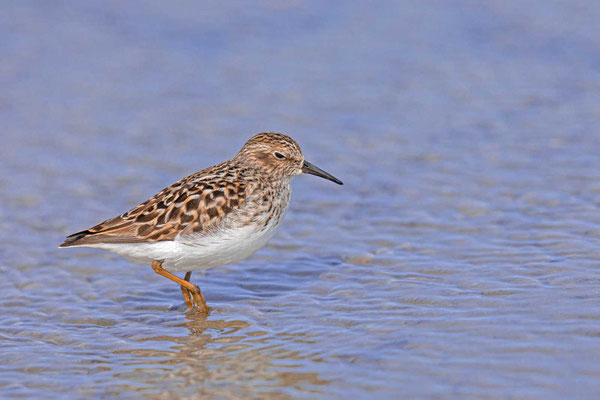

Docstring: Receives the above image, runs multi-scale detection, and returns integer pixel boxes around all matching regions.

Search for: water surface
[1,1,600,398]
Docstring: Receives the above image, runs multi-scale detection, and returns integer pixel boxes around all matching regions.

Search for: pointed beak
[302,160,343,185]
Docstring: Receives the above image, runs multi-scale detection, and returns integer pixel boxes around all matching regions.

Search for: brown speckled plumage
[61,133,303,246]
[61,162,253,245]
[59,132,343,311]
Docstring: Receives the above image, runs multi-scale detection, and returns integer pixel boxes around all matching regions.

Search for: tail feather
[58,230,93,247]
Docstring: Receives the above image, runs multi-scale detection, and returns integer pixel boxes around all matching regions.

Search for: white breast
[168,215,283,272]
[90,203,288,273]
[90,217,282,272]
[89,182,292,272]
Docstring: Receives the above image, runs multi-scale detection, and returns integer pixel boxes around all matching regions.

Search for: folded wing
[59,169,248,247]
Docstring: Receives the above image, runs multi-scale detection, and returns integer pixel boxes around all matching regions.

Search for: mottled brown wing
[59,169,249,247]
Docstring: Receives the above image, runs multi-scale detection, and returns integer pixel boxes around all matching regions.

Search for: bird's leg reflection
[177,308,212,337]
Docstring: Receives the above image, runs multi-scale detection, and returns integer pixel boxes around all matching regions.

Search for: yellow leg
[151,260,208,312]
[180,271,193,309]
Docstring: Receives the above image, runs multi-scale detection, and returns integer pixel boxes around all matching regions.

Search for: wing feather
[59,163,251,247]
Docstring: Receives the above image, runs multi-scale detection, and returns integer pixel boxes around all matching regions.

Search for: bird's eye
[274,151,286,160]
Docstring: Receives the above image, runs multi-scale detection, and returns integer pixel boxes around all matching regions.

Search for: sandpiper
[59,132,342,312]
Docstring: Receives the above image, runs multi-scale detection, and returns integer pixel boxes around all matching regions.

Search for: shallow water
[2,1,600,398]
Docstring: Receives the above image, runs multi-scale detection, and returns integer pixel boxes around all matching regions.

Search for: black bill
[302,160,343,185]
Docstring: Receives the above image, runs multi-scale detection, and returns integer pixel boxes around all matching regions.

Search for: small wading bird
[59,132,342,312]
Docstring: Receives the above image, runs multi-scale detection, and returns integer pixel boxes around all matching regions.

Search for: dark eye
[274,151,286,160]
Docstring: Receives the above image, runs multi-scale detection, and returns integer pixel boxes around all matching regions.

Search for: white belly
[90,219,281,272]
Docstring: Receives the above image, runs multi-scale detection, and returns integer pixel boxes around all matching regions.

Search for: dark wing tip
[58,230,92,248]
